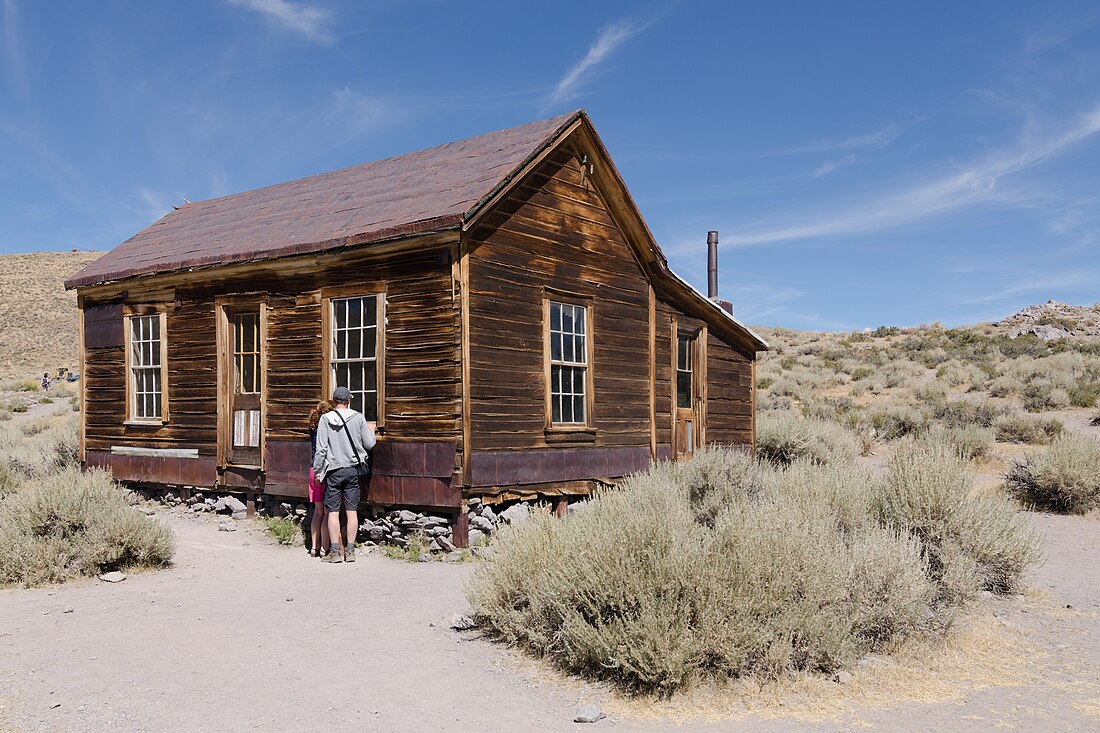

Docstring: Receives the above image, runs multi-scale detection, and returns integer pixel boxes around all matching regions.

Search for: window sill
[124,419,168,427]
[544,427,597,444]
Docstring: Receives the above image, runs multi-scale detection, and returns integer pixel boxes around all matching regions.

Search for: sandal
[309,548,320,558]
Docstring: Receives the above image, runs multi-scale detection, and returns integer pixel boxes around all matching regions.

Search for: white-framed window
[548,300,589,425]
[329,295,380,420]
[677,330,694,409]
[127,313,167,421]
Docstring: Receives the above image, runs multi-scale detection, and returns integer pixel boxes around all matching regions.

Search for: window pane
[552,394,562,423]
[365,360,377,390]
[573,395,585,423]
[550,303,561,332]
[677,371,693,408]
[575,335,585,364]
[363,391,377,421]
[242,355,255,393]
[562,306,573,334]
[348,328,361,359]
[575,308,585,335]
[563,333,574,362]
[348,299,361,329]
[363,325,376,358]
[335,330,346,359]
[363,297,377,327]
[349,363,363,393]
[551,332,562,361]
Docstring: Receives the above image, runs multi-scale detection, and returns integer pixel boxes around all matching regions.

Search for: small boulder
[470,515,493,532]
[221,496,246,514]
[398,509,419,524]
[449,614,477,630]
[98,571,127,583]
[436,536,457,553]
[574,705,606,724]
[834,671,853,685]
[218,521,237,532]
[468,528,487,546]
[500,503,530,526]
[417,553,433,563]
[480,506,496,523]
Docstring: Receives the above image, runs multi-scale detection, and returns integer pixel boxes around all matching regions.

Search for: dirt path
[1,506,1097,732]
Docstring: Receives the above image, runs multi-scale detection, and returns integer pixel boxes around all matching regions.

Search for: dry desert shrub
[469,445,1040,696]
[1004,433,1100,514]
[878,441,1041,599]
[0,419,77,478]
[0,467,175,587]
[993,412,1064,445]
[755,411,860,466]
[865,404,930,440]
[926,424,995,462]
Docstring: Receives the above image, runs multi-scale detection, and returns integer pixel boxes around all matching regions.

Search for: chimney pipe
[707,230,718,299]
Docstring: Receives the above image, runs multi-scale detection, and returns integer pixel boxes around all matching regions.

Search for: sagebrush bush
[469,445,1040,695]
[927,425,995,462]
[755,411,860,466]
[0,467,175,587]
[1005,433,1100,514]
[866,404,929,440]
[994,412,1064,445]
[879,441,1040,599]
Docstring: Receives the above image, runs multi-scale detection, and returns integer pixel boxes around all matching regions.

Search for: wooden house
[65,110,768,542]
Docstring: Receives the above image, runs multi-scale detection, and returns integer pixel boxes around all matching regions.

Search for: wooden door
[220,307,263,467]
[674,329,698,459]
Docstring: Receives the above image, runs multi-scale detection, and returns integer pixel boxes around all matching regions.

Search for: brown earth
[0,251,103,383]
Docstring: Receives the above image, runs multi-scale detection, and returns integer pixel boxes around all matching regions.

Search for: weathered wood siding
[81,247,462,497]
[466,145,652,454]
[705,330,754,446]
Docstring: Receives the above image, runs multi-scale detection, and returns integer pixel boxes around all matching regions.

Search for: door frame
[671,320,707,460]
[215,295,268,470]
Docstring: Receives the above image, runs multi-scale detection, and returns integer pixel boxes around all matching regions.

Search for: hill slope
[0,251,104,381]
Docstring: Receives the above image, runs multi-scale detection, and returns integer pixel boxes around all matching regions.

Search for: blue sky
[3,1,1100,330]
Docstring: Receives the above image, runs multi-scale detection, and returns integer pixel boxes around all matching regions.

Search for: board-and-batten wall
[464,145,754,489]
[82,249,463,505]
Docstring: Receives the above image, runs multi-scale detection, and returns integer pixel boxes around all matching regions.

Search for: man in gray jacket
[313,386,376,562]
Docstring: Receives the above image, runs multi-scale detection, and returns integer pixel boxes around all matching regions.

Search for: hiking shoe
[345,547,356,563]
[322,548,343,563]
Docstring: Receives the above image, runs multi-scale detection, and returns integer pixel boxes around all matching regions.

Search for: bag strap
[334,410,365,467]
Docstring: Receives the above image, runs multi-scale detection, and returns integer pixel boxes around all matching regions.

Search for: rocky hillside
[0,251,103,381]
[990,300,1100,340]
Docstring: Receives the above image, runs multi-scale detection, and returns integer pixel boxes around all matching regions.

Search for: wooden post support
[553,497,568,518]
[454,500,469,548]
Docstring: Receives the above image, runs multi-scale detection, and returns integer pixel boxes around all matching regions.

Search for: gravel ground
[0,504,1097,733]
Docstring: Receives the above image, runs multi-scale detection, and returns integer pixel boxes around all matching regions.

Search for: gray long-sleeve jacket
[311,408,376,481]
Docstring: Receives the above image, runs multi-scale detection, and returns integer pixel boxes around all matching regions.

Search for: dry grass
[0,251,103,381]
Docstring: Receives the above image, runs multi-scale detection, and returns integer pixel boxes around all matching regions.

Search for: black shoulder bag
[335,411,372,484]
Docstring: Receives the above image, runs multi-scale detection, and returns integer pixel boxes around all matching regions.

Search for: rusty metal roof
[66,111,581,289]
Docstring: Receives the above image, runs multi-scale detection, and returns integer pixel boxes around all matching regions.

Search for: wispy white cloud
[226,0,333,44]
[724,106,1100,247]
[964,270,1100,304]
[1,0,28,95]
[135,188,173,223]
[546,19,646,108]
[810,154,856,180]
[728,283,806,323]
[786,123,906,155]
